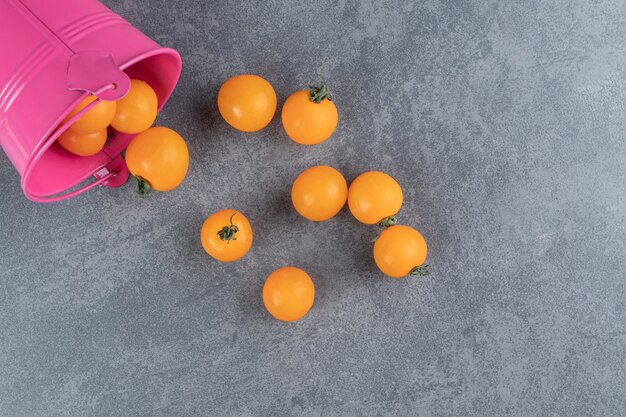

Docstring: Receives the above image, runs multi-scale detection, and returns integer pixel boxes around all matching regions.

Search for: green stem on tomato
[309,82,332,103]
[410,265,430,276]
[135,176,151,196]
[217,212,239,244]
[378,215,398,229]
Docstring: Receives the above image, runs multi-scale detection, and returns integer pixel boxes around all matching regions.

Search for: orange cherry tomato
[217,74,277,132]
[291,165,347,221]
[281,83,338,145]
[263,267,315,322]
[373,225,429,278]
[348,171,403,225]
[110,79,158,134]
[63,95,116,134]
[57,128,107,156]
[124,127,189,193]
[200,210,253,262]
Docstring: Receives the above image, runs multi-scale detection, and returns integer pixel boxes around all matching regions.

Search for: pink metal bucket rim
[21,47,182,203]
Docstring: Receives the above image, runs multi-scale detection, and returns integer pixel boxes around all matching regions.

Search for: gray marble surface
[1,0,626,415]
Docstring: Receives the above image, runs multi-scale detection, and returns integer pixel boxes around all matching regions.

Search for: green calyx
[378,216,398,229]
[309,82,332,103]
[135,176,152,196]
[217,213,239,243]
[410,265,430,276]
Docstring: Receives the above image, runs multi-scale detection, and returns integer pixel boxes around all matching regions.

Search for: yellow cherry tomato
[57,128,107,156]
[348,171,403,225]
[263,267,315,322]
[217,74,277,132]
[281,83,338,145]
[200,210,253,262]
[124,127,189,193]
[64,95,116,134]
[374,225,429,278]
[110,79,158,134]
[291,165,347,221]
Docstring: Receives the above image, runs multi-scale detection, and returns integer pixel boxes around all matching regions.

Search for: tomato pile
[58,95,116,156]
[58,78,189,195]
[202,74,431,323]
[62,73,430,323]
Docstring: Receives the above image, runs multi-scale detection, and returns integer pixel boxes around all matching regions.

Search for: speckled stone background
[1,0,626,416]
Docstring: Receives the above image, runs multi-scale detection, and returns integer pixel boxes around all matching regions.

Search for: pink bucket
[0,0,182,202]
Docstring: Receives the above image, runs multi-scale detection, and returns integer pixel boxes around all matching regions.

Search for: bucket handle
[21,86,120,203]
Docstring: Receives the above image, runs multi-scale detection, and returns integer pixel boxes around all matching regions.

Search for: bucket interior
[25,50,181,197]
